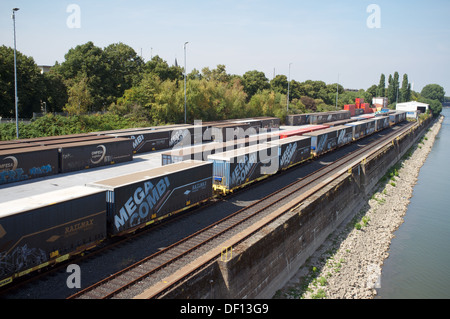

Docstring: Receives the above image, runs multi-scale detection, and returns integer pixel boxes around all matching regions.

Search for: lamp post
[184,41,189,124]
[12,8,20,139]
[287,62,292,112]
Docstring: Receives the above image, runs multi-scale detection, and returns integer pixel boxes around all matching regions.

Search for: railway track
[68,121,416,300]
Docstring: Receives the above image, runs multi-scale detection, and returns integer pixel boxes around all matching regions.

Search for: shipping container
[389,111,407,125]
[355,108,364,116]
[267,136,312,170]
[322,118,357,127]
[345,121,368,140]
[108,129,171,153]
[161,133,275,165]
[210,123,253,142]
[309,111,351,125]
[207,144,279,194]
[304,125,353,156]
[285,113,310,126]
[253,116,280,130]
[278,125,328,139]
[0,186,107,287]
[0,146,59,185]
[87,160,213,235]
[373,116,390,131]
[57,138,133,173]
[359,119,377,135]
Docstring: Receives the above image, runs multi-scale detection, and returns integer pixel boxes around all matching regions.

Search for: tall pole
[336,73,339,110]
[184,42,188,124]
[287,63,292,112]
[12,8,20,139]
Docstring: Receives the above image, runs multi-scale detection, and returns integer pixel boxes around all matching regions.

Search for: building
[372,97,389,108]
[396,101,429,120]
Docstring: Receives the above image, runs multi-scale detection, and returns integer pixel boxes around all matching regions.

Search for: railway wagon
[0,186,107,287]
[304,125,353,157]
[345,121,369,140]
[87,160,213,235]
[254,116,280,130]
[267,136,312,170]
[308,110,351,125]
[359,119,377,136]
[210,123,254,142]
[374,116,390,132]
[161,133,276,166]
[207,144,279,194]
[56,138,133,173]
[389,111,407,125]
[0,146,59,185]
[108,126,206,154]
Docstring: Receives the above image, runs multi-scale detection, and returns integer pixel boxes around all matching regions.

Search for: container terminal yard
[0,108,433,299]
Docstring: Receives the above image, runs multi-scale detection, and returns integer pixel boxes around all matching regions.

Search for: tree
[421,84,445,102]
[270,75,288,94]
[42,71,68,113]
[0,45,44,118]
[145,55,182,82]
[400,74,411,102]
[377,74,385,97]
[103,43,145,104]
[241,70,270,100]
[64,74,93,115]
[56,41,109,110]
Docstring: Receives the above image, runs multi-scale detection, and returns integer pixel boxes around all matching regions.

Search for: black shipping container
[58,138,133,173]
[374,116,390,132]
[345,121,368,140]
[304,125,353,156]
[268,136,312,170]
[108,129,171,153]
[87,160,213,235]
[285,114,309,126]
[0,146,59,185]
[359,119,376,135]
[0,186,107,287]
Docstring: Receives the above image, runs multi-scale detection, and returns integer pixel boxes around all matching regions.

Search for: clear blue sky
[1,0,449,95]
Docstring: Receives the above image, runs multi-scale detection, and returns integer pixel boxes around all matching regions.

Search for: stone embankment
[277,115,444,299]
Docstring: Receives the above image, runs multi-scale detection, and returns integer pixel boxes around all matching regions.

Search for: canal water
[377,108,450,299]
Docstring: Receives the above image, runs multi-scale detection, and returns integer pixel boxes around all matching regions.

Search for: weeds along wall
[159,117,434,299]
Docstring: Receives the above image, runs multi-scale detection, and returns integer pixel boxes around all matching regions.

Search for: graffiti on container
[280,142,297,168]
[0,164,53,184]
[131,134,144,150]
[317,134,328,153]
[230,153,257,186]
[114,177,171,231]
[0,244,47,277]
[169,129,190,147]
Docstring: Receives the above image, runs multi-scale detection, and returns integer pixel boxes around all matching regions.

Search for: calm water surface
[377,108,450,299]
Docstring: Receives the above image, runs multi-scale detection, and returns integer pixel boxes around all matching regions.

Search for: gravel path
[276,116,444,299]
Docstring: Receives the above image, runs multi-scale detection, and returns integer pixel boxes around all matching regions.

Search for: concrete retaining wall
[162,118,433,299]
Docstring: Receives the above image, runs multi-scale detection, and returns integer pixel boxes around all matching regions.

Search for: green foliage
[0,113,147,141]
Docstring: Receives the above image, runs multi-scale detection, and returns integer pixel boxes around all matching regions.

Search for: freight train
[0,111,407,288]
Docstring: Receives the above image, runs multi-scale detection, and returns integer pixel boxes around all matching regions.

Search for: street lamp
[184,41,189,124]
[287,63,292,112]
[12,8,20,139]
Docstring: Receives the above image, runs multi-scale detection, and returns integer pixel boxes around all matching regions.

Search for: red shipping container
[279,125,329,139]
[344,104,356,116]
